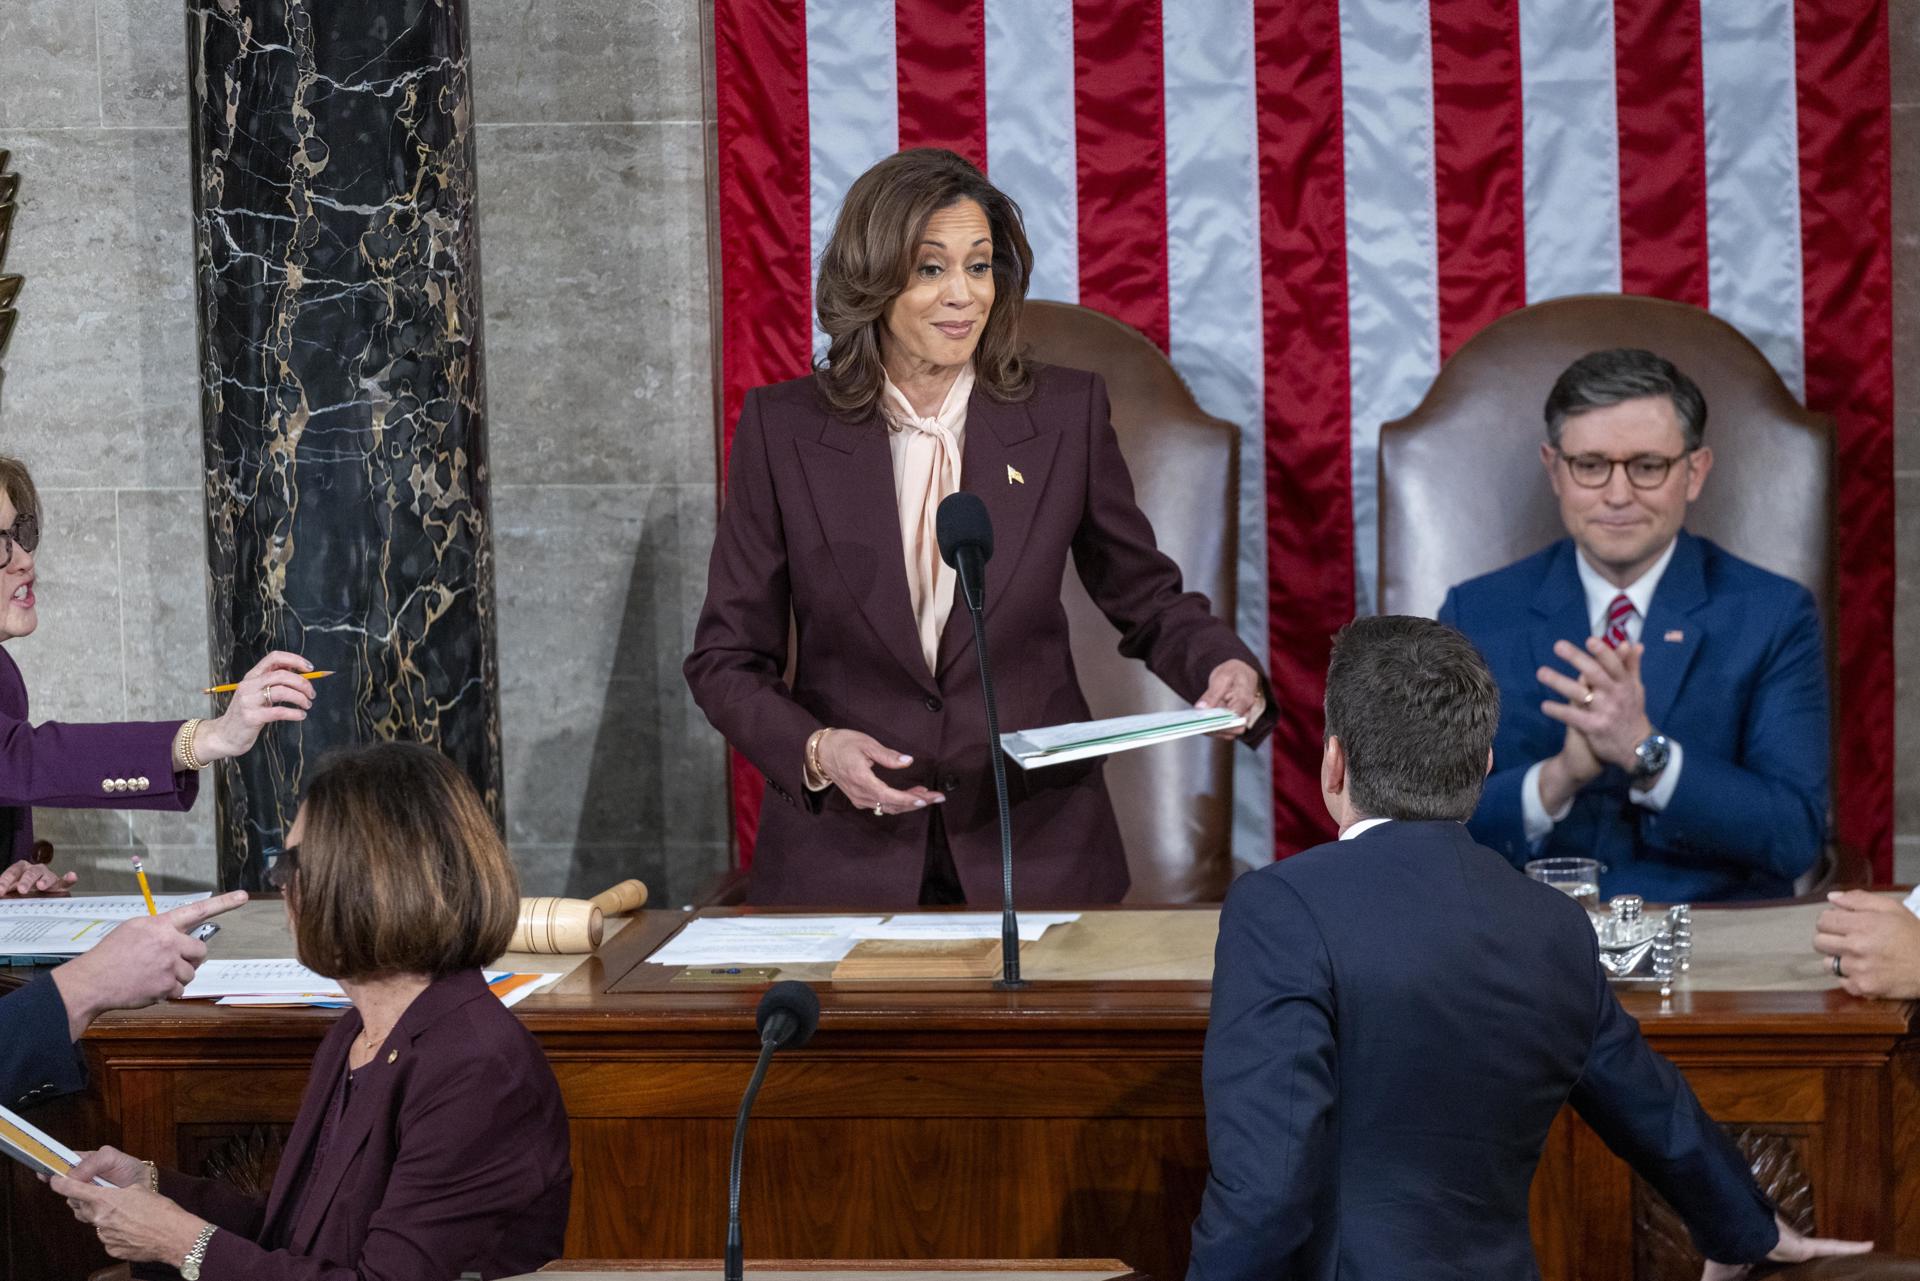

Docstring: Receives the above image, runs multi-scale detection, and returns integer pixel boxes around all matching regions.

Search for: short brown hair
[1545,348,1707,450]
[291,742,518,980]
[1324,616,1501,822]
[0,453,39,523]
[814,147,1035,417]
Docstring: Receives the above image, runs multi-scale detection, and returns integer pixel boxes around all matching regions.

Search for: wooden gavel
[512,879,648,954]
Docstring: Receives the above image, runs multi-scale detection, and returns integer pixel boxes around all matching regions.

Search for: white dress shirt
[1520,539,1686,843]
[1341,816,1392,841]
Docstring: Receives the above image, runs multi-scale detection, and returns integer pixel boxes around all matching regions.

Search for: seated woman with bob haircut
[50,742,572,1281]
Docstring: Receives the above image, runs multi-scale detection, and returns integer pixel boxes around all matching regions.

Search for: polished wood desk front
[4,906,1916,1281]
[522,1259,1142,1280]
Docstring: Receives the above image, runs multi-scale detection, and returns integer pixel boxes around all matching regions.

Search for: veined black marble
[188,0,501,888]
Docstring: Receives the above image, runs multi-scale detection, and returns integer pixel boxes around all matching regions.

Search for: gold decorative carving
[0,150,18,359]
[192,1124,289,1199]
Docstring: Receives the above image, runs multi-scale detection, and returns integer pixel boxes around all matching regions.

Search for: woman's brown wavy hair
[814,148,1035,418]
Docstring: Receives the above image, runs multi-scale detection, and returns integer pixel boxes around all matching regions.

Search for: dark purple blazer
[0,643,196,861]
[685,365,1275,906]
[152,969,572,1281]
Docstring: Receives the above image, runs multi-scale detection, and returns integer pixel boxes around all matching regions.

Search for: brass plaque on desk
[670,965,780,985]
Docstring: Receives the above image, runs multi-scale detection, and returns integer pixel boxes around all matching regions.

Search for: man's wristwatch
[1629,732,1672,785]
[181,1224,217,1280]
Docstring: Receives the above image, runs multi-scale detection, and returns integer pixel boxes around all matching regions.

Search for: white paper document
[0,893,210,921]
[646,916,888,966]
[184,959,341,1000]
[1001,708,1244,769]
[0,917,119,956]
[849,912,1081,943]
[0,1102,113,1185]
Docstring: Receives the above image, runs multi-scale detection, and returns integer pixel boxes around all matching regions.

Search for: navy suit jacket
[1187,820,1777,1281]
[149,969,571,1281]
[0,975,86,1108]
[1438,531,1828,902]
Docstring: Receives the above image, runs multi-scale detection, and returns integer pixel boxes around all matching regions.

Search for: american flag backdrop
[711,0,1894,879]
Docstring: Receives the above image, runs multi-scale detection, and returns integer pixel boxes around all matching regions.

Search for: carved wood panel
[1633,1128,1816,1281]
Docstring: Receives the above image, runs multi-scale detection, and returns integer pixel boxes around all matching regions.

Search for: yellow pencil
[131,854,157,916]
[202,670,335,695]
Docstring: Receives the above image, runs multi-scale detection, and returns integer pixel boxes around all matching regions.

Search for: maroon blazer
[686,364,1275,906]
[0,643,196,862]
[152,969,571,1281]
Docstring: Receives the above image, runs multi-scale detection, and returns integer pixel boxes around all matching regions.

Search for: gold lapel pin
[1006,464,1024,485]
[387,1049,398,1064]
[1664,629,1684,643]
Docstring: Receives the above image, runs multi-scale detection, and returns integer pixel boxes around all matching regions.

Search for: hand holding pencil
[191,651,320,766]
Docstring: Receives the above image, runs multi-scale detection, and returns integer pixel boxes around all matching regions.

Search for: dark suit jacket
[151,969,571,1281]
[1187,820,1777,1281]
[0,974,85,1108]
[1438,531,1828,901]
[0,643,197,862]
[686,365,1274,906]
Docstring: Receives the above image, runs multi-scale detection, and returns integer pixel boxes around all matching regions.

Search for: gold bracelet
[177,718,206,772]
[144,1159,157,1193]
[804,728,834,790]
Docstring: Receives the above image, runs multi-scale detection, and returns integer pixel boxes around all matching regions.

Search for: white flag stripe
[1161,0,1274,871]
[807,0,899,363]
[985,0,1079,306]
[1339,0,1440,617]
[1518,0,1623,302]
[1700,0,1806,399]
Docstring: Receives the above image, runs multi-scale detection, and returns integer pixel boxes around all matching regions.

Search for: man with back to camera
[1185,616,1865,1280]
[1438,348,1827,902]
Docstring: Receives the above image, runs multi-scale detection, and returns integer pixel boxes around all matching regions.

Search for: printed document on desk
[0,893,211,921]
[1001,708,1244,769]
[0,916,119,956]
[849,912,1081,942]
[647,916,887,966]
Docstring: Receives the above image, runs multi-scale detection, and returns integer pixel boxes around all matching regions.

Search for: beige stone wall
[0,0,729,899]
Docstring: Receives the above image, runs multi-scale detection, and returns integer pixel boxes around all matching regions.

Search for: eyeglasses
[266,843,300,892]
[1555,450,1694,491]
[0,510,38,570]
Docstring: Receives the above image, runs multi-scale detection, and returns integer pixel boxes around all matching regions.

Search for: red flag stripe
[1071,1,1171,351]
[1796,0,1895,878]
[714,0,815,865]
[895,0,988,169]
[1254,0,1351,857]
[1612,0,1710,306]
[1429,0,1527,361]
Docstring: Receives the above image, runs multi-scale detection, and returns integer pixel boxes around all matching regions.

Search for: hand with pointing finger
[48,891,248,1039]
[816,729,945,817]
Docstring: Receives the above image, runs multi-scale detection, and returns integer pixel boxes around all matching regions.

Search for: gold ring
[263,689,273,706]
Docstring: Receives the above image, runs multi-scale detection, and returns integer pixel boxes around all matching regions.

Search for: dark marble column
[188,0,500,888]
[0,151,19,400]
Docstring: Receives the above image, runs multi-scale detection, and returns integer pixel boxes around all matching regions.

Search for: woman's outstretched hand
[816,729,946,817]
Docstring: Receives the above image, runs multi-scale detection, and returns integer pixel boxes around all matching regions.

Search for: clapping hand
[1699,1214,1871,1279]
[1537,637,1655,769]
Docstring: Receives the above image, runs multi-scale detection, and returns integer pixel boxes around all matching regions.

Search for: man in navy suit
[1185,615,1864,1281]
[1439,349,1827,902]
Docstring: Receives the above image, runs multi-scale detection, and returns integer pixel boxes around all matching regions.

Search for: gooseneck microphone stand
[956,553,1023,990]
[725,981,820,1281]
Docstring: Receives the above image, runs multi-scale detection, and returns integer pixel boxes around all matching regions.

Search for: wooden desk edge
[536,1262,1141,1276]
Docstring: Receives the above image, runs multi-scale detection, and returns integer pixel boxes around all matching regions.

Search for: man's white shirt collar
[1574,536,1678,642]
[1340,817,1392,841]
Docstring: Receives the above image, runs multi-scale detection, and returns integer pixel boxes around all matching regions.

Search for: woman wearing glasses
[0,453,315,893]
[51,743,572,1281]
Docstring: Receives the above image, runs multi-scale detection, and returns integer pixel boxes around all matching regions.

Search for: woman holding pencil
[0,453,316,888]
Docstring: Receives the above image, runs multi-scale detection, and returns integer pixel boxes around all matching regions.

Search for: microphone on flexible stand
[725,981,821,1281]
[936,491,1024,990]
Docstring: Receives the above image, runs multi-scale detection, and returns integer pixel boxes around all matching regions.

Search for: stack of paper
[1000,709,1244,769]
[182,960,561,1009]
[849,913,1080,943]
[646,913,1081,966]
[0,1103,113,1185]
[0,893,213,963]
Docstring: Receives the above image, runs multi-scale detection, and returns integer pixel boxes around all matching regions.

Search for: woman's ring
[1580,687,1595,708]
[1831,954,1845,978]
[872,804,884,817]
[263,688,274,706]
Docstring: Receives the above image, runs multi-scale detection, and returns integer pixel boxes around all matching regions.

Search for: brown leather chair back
[1378,293,1833,629]
[1020,301,1237,904]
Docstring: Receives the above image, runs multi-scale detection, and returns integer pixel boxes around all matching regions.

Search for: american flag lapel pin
[1664,629,1684,643]
[1007,464,1024,485]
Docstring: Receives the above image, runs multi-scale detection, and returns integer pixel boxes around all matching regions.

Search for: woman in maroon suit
[0,453,314,888]
[52,742,572,1280]
[686,148,1276,907]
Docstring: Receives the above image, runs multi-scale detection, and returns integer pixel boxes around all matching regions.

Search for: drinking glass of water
[1524,857,1606,915]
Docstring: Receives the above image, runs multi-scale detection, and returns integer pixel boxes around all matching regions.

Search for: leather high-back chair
[1377,292,1851,889]
[1021,301,1238,904]
[1378,293,1833,624]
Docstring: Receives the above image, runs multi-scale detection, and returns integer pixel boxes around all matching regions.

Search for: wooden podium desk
[520,1259,1142,1280]
[3,902,1916,1281]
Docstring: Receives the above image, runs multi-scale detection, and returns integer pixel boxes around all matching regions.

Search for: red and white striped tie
[1603,593,1636,649]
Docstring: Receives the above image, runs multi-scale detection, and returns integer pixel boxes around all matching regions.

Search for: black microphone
[725,982,819,1281]
[936,492,1024,989]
